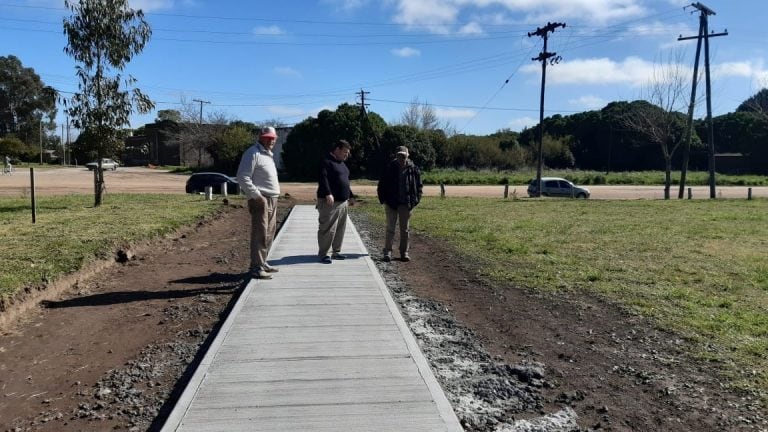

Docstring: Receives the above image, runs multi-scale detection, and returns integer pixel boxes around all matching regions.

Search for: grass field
[0,194,226,300]
[355,196,768,395]
[422,168,768,186]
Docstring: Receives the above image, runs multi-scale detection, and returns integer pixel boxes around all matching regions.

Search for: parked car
[185,172,240,195]
[85,158,119,171]
[527,177,590,198]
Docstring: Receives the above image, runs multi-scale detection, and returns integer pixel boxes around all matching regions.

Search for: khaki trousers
[384,204,412,255]
[316,199,348,257]
[248,196,277,271]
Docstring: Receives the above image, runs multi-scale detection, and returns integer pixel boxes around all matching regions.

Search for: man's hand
[325,195,334,205]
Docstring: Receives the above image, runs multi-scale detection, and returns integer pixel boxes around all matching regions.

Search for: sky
[2,0,767,137]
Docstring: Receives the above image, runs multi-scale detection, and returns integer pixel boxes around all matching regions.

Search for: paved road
[0,166,764,200]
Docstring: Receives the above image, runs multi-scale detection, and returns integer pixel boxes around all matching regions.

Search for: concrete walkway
[161,205,462,431]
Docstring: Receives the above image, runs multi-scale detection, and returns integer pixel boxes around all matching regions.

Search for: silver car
[527,177,590,198]
[85,158,119,171]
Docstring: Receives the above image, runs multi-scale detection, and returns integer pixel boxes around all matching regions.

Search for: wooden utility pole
[356,88,380,161]
[678,2,727,199]
[192,98,210,124]
[528,22,565,197]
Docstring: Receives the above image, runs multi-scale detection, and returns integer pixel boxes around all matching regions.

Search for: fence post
[504,184,509,199]
[30,167,37,224]
[687,187,692,200]
[440,182,445,198]
[748,187,752,200]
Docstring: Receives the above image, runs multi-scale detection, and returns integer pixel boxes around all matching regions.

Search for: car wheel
[577,193,587,199]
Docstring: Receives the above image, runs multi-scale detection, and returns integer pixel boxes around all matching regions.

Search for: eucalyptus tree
[63,0,153,206]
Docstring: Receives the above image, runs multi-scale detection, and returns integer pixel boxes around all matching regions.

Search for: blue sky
[2,0,767,136]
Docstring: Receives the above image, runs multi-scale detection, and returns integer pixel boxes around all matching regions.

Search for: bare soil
[0,176,766,431]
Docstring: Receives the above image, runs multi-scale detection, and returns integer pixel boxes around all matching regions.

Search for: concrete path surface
[161,205,462,431]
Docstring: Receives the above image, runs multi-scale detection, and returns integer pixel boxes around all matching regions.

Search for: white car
[85,158,119,171]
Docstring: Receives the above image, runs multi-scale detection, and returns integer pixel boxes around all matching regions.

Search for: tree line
[4,56,768,180]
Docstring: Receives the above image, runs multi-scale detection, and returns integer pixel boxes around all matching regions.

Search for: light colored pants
[317,199,348,257]
[248,196,277,271]
[384,204,412,255]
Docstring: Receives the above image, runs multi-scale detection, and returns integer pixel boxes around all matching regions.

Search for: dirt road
[1,166,764,199]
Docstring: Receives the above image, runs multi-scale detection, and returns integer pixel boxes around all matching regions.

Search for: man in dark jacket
[316,139,352,264]
[376,146,423,262]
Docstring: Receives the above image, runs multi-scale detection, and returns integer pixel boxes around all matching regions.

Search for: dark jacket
[317,153,351,201]
[377,159,422,210]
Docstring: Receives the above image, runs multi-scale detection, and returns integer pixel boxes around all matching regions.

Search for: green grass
[355,196,768,395]
[0,194,227,300]
[422,168,768,186]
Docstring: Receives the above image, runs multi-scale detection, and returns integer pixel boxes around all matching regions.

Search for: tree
[156,109,181,123]
[281,103,388,180]
[620,56,691,199]
[399,97,454,133]
[166,97,228,167]
[208,124,253,174]
[736,88,768,114]
[63,0,154,206]
[379,125,436,171]
[0,55,57,148]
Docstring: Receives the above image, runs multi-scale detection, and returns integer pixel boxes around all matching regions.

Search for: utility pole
[39,119,43,164]
[192,98,210,124]
[356,88,380,164]
[356,88,370,114]
[61,123,64,166]
[678,2,727,199]
[528,22,565,197]
[65,117,70,166]
[189,99,209,166]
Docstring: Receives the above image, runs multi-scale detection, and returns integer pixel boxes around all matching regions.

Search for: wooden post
[440,182,445,198]
[30,167,37,223]
[687,187,692,200]
[504,184,509,199]
[748,187,752,200]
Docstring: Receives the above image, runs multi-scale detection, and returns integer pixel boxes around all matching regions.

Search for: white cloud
[390,0,648,33]
[274,67,302,78]
[253,26,285,36]
[523,56,659,86]
[508,116,538,131]
[458,22,484,35]
[391,47,421,58]
[569,95,607,109]
[435,107,475,119]
[713,61,768,80]
[392,0,458,33]
[128,0,175,12]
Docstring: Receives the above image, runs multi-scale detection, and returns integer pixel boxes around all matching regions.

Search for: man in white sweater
[236,126,281,280]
